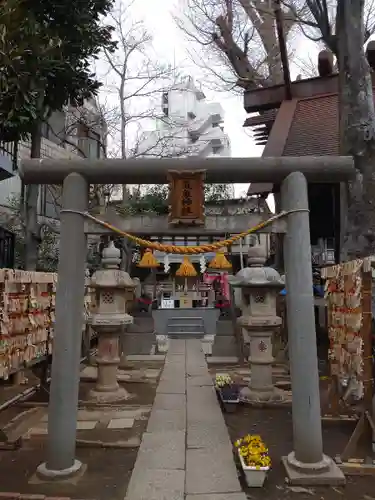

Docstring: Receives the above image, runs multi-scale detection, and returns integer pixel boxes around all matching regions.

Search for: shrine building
[244,44,375,265]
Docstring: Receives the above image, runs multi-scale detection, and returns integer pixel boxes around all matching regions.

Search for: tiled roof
[244,109,278,146]
[244,109,278,127]
[283,94,339,156]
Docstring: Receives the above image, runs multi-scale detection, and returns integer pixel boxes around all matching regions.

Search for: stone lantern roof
[228,240,283,289]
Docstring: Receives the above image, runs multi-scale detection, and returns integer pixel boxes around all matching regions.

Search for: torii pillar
[19,156,352,483]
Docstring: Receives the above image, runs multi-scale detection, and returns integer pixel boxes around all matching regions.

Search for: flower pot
[220,384,239,401]
[238,452,269,487]
[216,386,240,412]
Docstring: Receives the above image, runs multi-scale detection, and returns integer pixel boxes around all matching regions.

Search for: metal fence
[0,226,15,268]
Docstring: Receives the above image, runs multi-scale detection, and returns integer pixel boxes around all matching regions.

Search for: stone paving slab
[125,468,185,500]
[168,339,186,354]
[187,385,218,402]
[186,367,208,377]
[165,353,186,362]
[156,380,186,394]
[147,408,186,432]
[186,447,242,495]
[161,370,185,382]
[187,400,224,424]
[187,421,231,450]
[76,420,98,430]
[126,354,165,361]
[41,407,149,423]
[81,365,161,382]
[144,368,162,379]
[186,374,213,387]
[153,393,186,411]
[107,418,134,429]
[137,430,185,469]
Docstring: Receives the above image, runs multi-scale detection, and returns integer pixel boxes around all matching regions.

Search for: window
[212,122,219,128]
[212,145,221,154]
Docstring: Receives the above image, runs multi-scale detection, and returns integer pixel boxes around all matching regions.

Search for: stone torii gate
[20,156,354,484]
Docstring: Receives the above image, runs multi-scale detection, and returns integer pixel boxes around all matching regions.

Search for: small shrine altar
[138,250,229,353]
[159,281,215,309]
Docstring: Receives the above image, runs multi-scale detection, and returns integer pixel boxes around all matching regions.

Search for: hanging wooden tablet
[167,170,205,225]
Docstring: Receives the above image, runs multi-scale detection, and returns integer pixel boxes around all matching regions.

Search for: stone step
[167,323,204,328]
[168,333,205,339]
[168,317,204,322]
[168,328,205,333]
[207,356,239,365]
[169,332,205,336]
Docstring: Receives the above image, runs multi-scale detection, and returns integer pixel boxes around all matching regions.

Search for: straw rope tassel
[176,256,197,277]
[138,249,159,268]
[208,251,232,270]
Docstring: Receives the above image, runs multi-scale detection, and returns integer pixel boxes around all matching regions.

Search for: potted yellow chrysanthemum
[234,434,271,487]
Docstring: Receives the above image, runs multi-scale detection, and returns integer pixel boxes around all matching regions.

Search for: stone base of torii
[18,156,353,485]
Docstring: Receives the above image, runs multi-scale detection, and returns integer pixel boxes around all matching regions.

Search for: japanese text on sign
[181,180,193,216]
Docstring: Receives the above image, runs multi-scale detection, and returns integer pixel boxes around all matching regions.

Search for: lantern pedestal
[239,316,286,404]
[89,317,133,402]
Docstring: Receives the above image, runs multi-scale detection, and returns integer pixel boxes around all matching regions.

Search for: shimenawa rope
[60,208,308,254]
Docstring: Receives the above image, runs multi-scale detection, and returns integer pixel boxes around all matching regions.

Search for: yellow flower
[235,434,271,468]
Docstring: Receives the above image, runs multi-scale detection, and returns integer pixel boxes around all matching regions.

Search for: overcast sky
[104,0,320,200]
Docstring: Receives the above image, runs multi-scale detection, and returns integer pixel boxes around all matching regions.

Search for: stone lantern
[88,241,134,402]
[231,242,285,403]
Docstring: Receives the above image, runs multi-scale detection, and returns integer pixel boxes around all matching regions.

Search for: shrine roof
[275,93,339,157]
[246,93,339,195]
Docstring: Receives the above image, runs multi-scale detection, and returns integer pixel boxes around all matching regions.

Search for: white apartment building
[0,98,106,220]
[137,76,231,158]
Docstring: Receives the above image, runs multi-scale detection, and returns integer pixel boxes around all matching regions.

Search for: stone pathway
[125,339,247,500]
[80,365,162,382]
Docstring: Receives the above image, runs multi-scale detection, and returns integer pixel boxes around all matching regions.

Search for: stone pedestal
[88,242,134,403]
[231,242,287,404]
[239,316,285,403]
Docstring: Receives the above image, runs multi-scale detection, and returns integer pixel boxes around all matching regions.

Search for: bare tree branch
[174,0,303,91]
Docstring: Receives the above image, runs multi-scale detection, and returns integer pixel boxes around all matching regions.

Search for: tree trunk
[25,121,42,270]
[336,0,375,260]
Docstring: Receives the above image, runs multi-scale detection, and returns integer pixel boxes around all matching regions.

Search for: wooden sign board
[167,170,205,226]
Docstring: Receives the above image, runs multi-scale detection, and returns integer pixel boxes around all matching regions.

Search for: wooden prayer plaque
[167,170,205,226]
